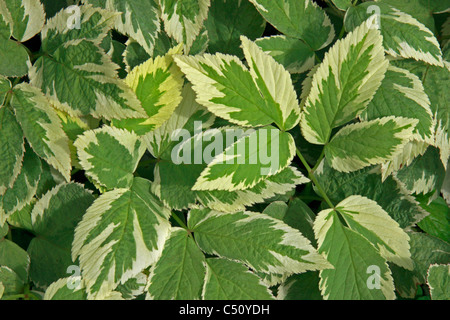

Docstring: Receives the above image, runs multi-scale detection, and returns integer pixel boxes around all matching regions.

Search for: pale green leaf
[248,0,335,50]
[74,126,147,190]
[146,228,205,300]
[300,17,388,144]
[325,117,417,173]
[72,177,171,299]
[202,258,274,300]
[10,83,71,181]
[188,208,332,275]
[427,264,450,300]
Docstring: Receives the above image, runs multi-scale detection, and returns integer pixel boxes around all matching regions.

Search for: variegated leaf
[0,37,30,77]
[314,209,395,300]
[112,45,184,135]
[344,2,443,66]
[30,39,145,120]
[0,145,41,224]
[0,75,10,103]
[83,0,160,55]
[361,65,434,144]
[146,228,205,300]
[0,0,45,42]
[159,0,211,52]
[300,17,389,144]
[248,0,335,51]
[255,35,315,74]
[74,126,147,190]
[325,117,418,173]
[427,264,450,300]
[188,208,332,275]
[44,277,87,300]
[10,83,71,181]
[174,36,300,131]
[0,106,24,197]
[193,127,296,191]
[202,258,274,300]
[72,177,171,300]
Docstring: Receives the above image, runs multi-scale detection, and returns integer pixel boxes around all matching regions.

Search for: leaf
[427,264,450,300]
[112,45,184,135]
[361,65,434,144]
[330,0,352,11]
[344,2,443,66]
[146,228,205,300]
[395,146,446,195]
[315,161,428,230]
[174,36,300,131]
[204,0,266,58]
[0,145,42,223]
[28,183,95,288]
[83,0,160,55]
[248,0,335,50]
[158,0,211,51]
[0,239,30,283]
[115,272,147,299]
[10,83,71,181]
[0,266,24,298]
[0,75,10,103]
[0,0,46,42]
[255,36,315,74]
[30,39,145,120]
[72,177,171,299]
[417,196,450,243]
[0,106,24,197]
[188,208,332,275]
[75,126,146,190]
[314,209,395,300]
[335,195,413,270]
[41,4,118,51]
[300,17,388,144]
[277,272,322,300]
[324,117,418,173]
[44,277,87,300]
[202,258,274,300]
[193,126,296,191]
[0,38,30,77]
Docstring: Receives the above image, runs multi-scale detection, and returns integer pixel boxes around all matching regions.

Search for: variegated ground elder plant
[0,0,449,301]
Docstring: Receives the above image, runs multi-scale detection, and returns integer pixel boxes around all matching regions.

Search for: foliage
[0,0,449,301]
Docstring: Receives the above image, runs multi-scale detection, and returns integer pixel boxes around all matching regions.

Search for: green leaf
[0,239,30,283]
[314,210,395,300]
[204,0,266,58]
[0,266,24,298]
[188,208,332,275]
[202,258,274,300]
[28,183,95,288]
[277,272,322,300]
[417,196,450,243]
[0,0,46,42]
[115,273,147,299]
[0,38,30,77]
[248,0,335,50]
[0,75,10,103]
[74,126,147,190]
[0,106,24,197]
[83,0,160,55]
[344,2,443,66]
[427,264,450,300]
[0,223,7,239]
[325,117,418,173]
[300,18,388,144]
[330,0,353,11]
[0,145,42,223]
[44,277,87,300]
[316,161,427,230]
[255,36,315,74]
[395,146,446,195]
[159,0,210,51]
[147,228,206,300]
[10,83,72,181]
[30,39,145,120]
[361,65,434,144]
[112,45,184,135]
[193,127,296,191]
[72,177,171,299]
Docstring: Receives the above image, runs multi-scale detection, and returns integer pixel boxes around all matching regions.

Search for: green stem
[171,213,188,230]
[296,148,335,209]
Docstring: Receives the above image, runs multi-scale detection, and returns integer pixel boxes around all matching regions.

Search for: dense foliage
[0,0,449,300]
